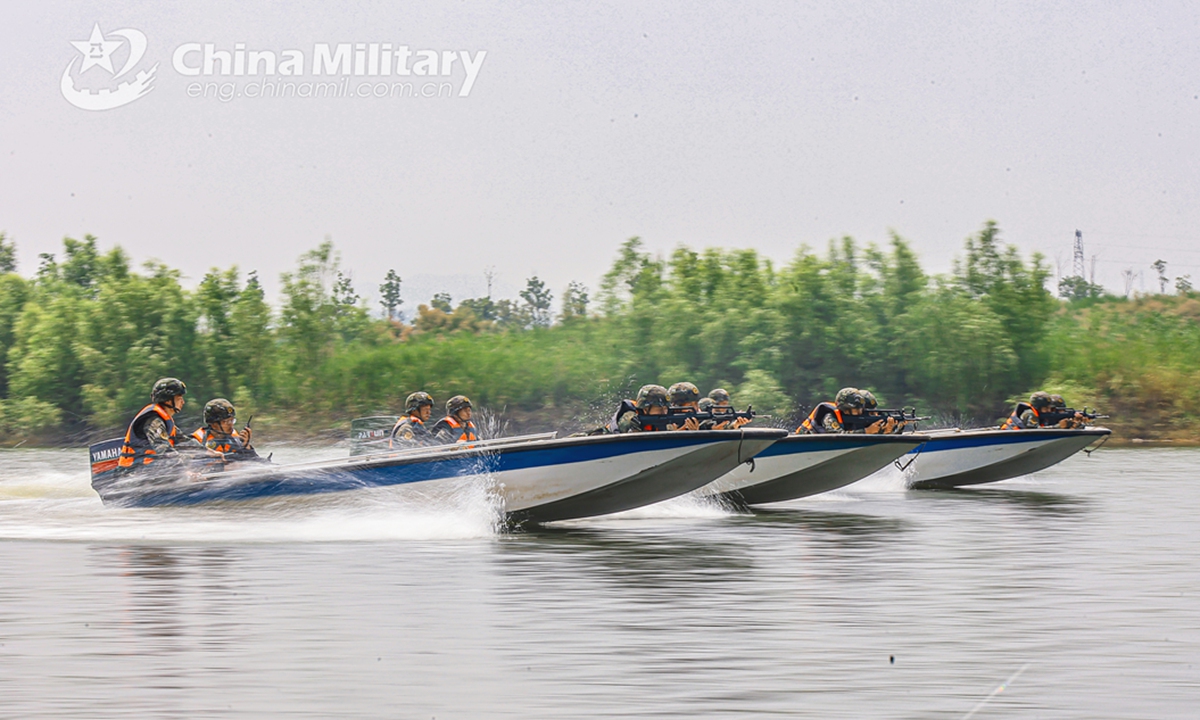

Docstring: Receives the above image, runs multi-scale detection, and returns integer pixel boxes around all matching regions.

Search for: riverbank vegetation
[0,223,1194,444]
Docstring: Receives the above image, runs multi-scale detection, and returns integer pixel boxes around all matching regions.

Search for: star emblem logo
[60,24,157,111]
[70,23,122,74]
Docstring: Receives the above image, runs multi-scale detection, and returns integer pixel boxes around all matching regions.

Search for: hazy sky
[3,1,1200,307]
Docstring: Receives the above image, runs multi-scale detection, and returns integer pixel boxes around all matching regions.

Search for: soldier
[708,388,731,407]
[432,395,479,443]
[798,387,862,434]
[666,382,706,431]
[1048,393,1087,428]
[391,391,435,448]
[1001,391,1053,430]
[859,389,901,434]
[611,384,678,432]
[191,398,261,468]
[697,397,715,413]
[117,377,190,475]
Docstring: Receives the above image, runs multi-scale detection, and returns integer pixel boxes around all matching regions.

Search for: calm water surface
[0,444,1197,718]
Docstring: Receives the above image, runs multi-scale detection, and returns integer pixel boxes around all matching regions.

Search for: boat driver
[391,391,435,448]
[117,377,193,476]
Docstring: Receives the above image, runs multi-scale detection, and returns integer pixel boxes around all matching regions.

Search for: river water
[0,445,1197,718]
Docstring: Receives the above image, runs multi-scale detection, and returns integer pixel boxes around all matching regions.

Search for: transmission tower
[1072,230,1086,278]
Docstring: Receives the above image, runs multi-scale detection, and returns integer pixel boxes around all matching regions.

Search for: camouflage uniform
[392,392,435,447]
[391,416,433,446]
[821,411,846,432]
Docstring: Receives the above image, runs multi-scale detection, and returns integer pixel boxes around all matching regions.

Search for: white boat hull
[904,428,1111,489]
[699,434,928,505]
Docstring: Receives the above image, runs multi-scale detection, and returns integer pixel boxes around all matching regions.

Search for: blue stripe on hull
[756,435,923,458]
[914,429,1107,454]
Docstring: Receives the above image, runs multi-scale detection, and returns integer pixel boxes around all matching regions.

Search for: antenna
[1073,230,1086,279]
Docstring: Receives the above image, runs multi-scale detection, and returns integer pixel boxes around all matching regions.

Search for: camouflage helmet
[406,391,434,413]
[1049,393,1066,409]
[151,377,187,404]
[708,388,731,404]
[204,398,235,425]
[860,390,878,410]
[834,387,864,411]
[446,395,473,414]
[635,384,669,409]
[697,397,715,412]
[1030,391,1053,410]
[668,381,701,405]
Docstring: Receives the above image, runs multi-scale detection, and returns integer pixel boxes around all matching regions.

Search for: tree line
[0,222,1194,442]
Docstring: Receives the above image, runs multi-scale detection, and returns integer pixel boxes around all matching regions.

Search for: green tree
[1058,275,1105,301]
[520,276,553,327]
[197,267,242,400]
[1152,259,1168,293]
[0,232,17,273]
[560,281,589,321]
[230,270,274,408]
[380,269,403,320]
[893,284,1018,416]
[0,273,30,397]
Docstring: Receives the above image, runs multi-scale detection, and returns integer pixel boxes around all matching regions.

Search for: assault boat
[698,433,929,506]
[88,429,787,524]
[901,427,1111,489]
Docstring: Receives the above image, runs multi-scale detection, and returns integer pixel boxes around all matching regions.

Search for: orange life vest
[118,404,177,468]
[442,416,478,443]
[798,402,843,434]
[191,426,246,453]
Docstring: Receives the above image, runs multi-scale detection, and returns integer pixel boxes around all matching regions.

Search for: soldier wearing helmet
[662,382,706,431]
[798,387,863,434]
[703,387,753,430]
[433,395,479,444]
[1048,394,1087,428]
[609,384,675,433]
[391,391,435,448]
[1001,391,1053,430]
[190,398,261,468]
[858,389,902,434]
[117,377,190,474]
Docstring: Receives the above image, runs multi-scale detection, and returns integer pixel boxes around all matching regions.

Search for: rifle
[636,405,758,431]
[1039,408,1109,427]
[841,407,930,433]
